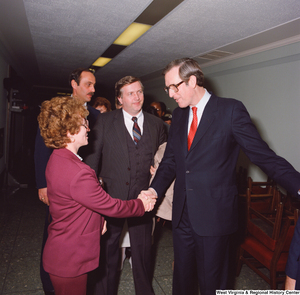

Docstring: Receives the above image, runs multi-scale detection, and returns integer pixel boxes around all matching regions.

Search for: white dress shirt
[187,89,211,133]
[122,109,144,141]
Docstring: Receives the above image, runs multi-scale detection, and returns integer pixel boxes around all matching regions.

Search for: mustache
[88,92,94,96]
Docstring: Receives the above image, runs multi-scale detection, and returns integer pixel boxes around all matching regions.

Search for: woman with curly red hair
[38,96,155,295]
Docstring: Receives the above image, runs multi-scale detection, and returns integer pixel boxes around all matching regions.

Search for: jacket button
[186,170,190,174]
[128,167,131,171]
[126,182,129,185]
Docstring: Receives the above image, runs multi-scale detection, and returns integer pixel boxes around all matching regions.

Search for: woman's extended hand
[138,189,157,212]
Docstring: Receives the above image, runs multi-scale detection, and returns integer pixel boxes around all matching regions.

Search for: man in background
[34,68,99,295]
[150,101,166,118]
[150,101,170,135]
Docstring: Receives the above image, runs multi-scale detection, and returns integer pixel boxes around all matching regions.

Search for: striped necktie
[132,117,141,144]
[188,107,198,150]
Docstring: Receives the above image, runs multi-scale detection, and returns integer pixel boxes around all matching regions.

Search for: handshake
[138,188,158,212]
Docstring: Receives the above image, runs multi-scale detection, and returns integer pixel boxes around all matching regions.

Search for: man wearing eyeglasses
[144,58,300,295]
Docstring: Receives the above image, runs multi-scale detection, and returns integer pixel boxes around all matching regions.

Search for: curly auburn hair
[38,96,89,149]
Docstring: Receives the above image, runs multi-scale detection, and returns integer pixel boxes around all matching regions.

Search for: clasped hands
[138,188,158,212]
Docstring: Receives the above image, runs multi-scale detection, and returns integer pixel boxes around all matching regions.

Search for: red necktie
[188,107,198,151]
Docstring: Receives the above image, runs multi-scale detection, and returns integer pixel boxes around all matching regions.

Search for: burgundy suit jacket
[43,148,144,277]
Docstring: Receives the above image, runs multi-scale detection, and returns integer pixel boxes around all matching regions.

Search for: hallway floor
[0,187,273,295]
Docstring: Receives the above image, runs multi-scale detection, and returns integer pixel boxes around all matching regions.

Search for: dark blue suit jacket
[286,217,300,287]
[151,93,300,236]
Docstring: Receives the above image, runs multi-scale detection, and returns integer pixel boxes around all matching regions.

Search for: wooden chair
[280,190,300,217]
[238,184,279,243]
[247,186,279,213]
[236,197,298,289]
[247,176,276,195]
[240,177,277,213]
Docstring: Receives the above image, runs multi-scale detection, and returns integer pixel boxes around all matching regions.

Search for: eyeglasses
[81,119,90,130]
[164,81,184,95]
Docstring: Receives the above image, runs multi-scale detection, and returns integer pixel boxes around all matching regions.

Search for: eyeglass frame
[80,119,90,130]
[164,80,185,95]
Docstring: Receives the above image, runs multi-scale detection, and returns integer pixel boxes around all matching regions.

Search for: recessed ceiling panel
[23,0,152,87]
[96,0,300,86]
[1,0,299,90]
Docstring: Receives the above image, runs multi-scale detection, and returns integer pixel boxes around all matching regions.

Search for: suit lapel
[188,94,217,152]
[113,110,129,160]
[176,107,189,157]
[143,113,156,155]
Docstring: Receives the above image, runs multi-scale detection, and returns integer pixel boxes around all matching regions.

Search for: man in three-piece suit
[34,68,99,295]
[146,58,300,295]
[85,76,166,295]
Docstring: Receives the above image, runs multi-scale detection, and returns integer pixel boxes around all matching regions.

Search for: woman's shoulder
[50,149,87,170]
[52,148,80,160]
[48,149,95,179]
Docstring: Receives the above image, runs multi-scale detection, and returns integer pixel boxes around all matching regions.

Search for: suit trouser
[172,200,230,295]
[95,214,154,295]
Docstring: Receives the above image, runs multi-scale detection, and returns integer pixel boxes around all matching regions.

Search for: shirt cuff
[149,187,158,197]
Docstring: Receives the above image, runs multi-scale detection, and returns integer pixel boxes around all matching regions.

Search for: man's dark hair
[145,105,159,117]
[158,101,167,114]
[69,68,94,86]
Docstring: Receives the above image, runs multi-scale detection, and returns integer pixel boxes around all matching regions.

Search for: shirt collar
[75,154,83,161]
[191,88,211,110]
[122,109,143,120]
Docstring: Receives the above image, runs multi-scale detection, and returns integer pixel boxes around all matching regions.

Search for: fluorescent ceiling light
[90,0,183,72]
[57,92,72,95]
[92,57,112,67]
[113,22,152,46]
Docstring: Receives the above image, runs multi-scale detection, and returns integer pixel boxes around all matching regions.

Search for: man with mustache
[70,68,100,127]
[34,68,99,295]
